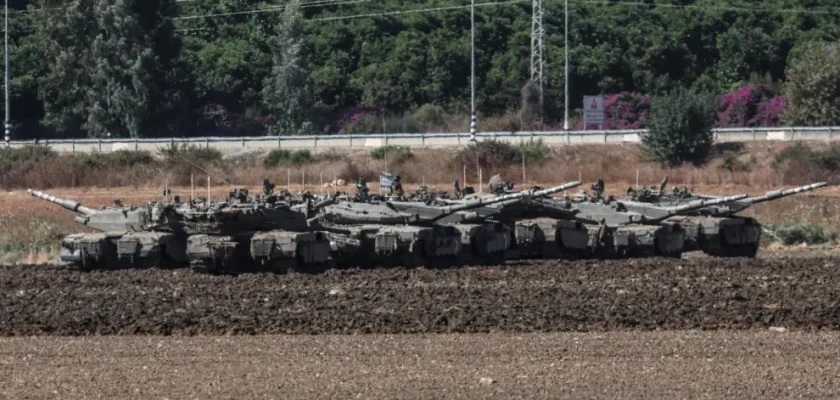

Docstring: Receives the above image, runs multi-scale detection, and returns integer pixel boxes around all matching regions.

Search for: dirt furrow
[1,256,839,336]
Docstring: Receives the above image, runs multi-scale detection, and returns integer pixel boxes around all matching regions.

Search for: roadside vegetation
[3,140,839,192]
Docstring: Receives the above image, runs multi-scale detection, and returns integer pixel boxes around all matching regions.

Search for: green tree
[262,0,315,135]
[37,0,183,138]
[784,41,840,126]
[642,88,716,166]
[36,0,95,136]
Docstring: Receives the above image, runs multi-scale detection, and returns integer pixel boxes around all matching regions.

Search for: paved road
[0,331,836,399]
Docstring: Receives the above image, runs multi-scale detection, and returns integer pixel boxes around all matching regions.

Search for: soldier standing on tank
[591,178,605,202]
[354,178,370,201]
[262,177,276,197]
[390,175,404,198]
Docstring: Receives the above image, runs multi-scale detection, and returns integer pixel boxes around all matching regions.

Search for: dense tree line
[3,0,840,139]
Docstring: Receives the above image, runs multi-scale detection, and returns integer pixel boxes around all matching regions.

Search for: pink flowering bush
[331,108,383,133]
[571,92,652,130]
[715,84,786,128]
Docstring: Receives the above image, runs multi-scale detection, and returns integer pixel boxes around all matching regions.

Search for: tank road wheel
[654,238,683,259]
[483,250,506,266]
[402,248,425,269]
[190,259,222,275]
[742,242,759,258]
[290,255,326,274]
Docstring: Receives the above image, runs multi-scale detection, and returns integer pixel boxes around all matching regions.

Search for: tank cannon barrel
[531,181,582,198]
[743,182,828,205]
[27,189,98,216]
[661,194,748,214]
[429,181,581,218]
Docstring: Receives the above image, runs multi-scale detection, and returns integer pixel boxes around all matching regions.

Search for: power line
[174,0,840,28]
[6,0,840,31]
[175,0,370,21]
[175,0,529,28]
[310,0,527,22]
[572,0,840,16]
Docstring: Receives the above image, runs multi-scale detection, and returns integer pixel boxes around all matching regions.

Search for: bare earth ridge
[3,256,840,398]
[2,332,839,399]
[3,257,840,335]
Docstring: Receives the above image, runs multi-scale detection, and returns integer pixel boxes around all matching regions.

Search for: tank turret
[318,182,581,268]
[28,189,184,269]
[322,181,581,226]
[27,189,172,233]
[28,185,331,274]
[620,179,831,258]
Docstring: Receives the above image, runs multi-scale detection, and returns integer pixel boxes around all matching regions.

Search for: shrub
[571,92,651,130]
[159,143,223,165]
[264,149,316,167]
[718,150,751,173]
[383,114,423,133]
[642,88,716,167]
[449,140,519,169]
[338,159,376,182]
[0,214,65,254]
[103,150,155,168]
[772,142,840,183]
[413,104,446,130]
[715,84,785,128]
[775,224,838,245]
[784,41,840,125]
[0,145,58,174]
[518,139,550,163]
[448,139,550,169]
[603,92,651,129]
[370,145,413,164]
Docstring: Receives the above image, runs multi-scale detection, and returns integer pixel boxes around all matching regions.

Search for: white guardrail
[7,126,840,154]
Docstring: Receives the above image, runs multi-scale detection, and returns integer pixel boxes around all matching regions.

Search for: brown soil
[3,256,840,336]
[2,331,839,399]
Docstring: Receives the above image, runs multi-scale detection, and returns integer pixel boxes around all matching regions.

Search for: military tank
[27,189,186,269]
[28,186,331,273]
[619,179,829,257]
[551,191,749,259]
[310,181,581,268]
[437,179,748,260]
[176,188,332,273]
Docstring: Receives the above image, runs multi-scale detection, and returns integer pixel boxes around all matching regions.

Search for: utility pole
[530,0,545,120]
[4,0,9,147]
[563,0,569,130]
[469,0,476,142]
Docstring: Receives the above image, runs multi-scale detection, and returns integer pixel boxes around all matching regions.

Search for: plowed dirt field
[2,256,839,336]
[2,332,839,399]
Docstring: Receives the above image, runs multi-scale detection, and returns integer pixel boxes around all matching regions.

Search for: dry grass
[2,140,838,264]
[1,141,834,191]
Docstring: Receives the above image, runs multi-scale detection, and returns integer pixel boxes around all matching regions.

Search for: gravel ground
[1,331,838,399]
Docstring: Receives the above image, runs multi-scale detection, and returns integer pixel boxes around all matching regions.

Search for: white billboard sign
[583,95,605,129]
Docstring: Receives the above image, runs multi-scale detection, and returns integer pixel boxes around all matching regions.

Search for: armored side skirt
[328,223,508,268]
[666,215,761,258]
[59,231,187,269]
[450,222,510,265]
[186,230,331,273]
[511,218,685,259]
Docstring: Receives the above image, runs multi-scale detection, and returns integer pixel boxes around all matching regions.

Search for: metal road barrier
[7,126,840,154]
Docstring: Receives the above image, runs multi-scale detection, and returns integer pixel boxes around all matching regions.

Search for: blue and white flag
[379,172,394,190]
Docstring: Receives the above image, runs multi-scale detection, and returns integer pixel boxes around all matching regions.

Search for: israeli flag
[379,172,394,190]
